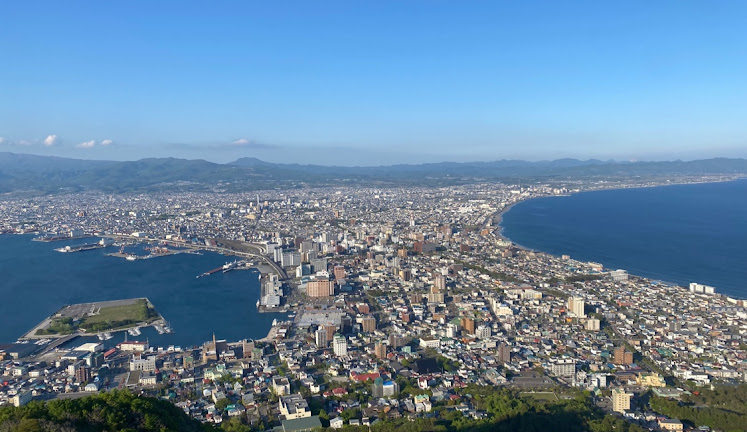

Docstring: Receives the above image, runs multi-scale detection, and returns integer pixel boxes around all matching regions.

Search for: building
[549,359,576,378]
[461,317,475,334]
[280,251,301,267]
[279,416,323,432]
[433,273,446,290]
[497,343,511,364]
[585,318,601,331]
[119,341,148,352]
[612,388,632,413]
[374,342,387,359]
[475,324,491,339]
[567,297,585,318]
[360,315,376,333]
[307,279,334,298]
[636,373,666,388]
[11,391,32,407]
[333,334,348,357]
[372,377,400,398]
[446,323,458,338]
[241,340,254,359]
[315,327,328,348]
[689,282,715,294]
[610,269,628,282]
[273,376,291,396]
[260,273,283,307]
[658,419,684,432]
[129,355,156,372]
[74,364,91,383]
[333,266,346,280]
[613,346,634,365]
[279,393,311,420]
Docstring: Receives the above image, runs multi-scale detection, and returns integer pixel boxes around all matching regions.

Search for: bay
[0,234,285,346]
[501,179,747,298]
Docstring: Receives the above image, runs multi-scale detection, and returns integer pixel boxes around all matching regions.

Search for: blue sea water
[0,234,285,346]
[501,179,747,298]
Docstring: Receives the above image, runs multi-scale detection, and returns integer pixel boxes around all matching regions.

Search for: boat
[126,255,137,261]
[222,260,240,273]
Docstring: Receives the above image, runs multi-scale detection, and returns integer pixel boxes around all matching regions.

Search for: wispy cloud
[43,134,58,147]
[100,139,113,146]
[76,140,96,149]
[0,137,5,144]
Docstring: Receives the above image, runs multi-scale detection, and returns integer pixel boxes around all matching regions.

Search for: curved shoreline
[497,177,747,300]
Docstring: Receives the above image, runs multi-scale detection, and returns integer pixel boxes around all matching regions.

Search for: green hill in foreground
[0,391,209,432]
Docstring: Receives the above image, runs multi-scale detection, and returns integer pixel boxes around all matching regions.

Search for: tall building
[497,343,511,364]
[315,327,328,348]
[374,342,387,359]
[242,340,255,359]
[568,297,586,318]
[333,334,348,357]
[461,317,475,334]
[74,363,91,383]
[427,285,445,304]
[475,324,491,339]
[361,315,376,333]
[280,250,301,267]
[446,323,458,338]
[613,346,634,365]
[372,377,400,398]
[612,388,632,413]
[433,273,446,291]
[333,265,346,280]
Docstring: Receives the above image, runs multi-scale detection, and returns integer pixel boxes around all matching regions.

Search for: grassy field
[82,299,153,324]
[79,299,158,332]
[520,391,559,402]
[36,299,159,335]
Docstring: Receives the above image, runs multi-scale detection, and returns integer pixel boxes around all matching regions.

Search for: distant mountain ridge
[0,151,745,193]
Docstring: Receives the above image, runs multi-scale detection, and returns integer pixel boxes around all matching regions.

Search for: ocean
[0,234,285,346]
[501,179,747,299]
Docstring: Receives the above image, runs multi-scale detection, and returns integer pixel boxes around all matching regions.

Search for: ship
[222,260,240,273]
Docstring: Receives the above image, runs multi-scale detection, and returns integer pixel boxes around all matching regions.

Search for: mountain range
[1,152,746,194]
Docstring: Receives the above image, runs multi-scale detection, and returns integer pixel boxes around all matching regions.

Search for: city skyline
[2,1,747,164]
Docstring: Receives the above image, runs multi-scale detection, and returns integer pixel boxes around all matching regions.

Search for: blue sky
[1,1,746,165]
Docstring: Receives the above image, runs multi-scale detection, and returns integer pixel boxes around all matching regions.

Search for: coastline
[496,177,747,300]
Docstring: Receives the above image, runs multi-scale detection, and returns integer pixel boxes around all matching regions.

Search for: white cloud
[232,138,251,146]
[0,137,5,144]
[43,134,58,146]
[76,140,96,149]
[100,139,113,146]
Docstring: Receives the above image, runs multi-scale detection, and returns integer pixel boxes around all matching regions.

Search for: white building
[333,334,348,357]
[475,324,491,339]
[568,297,586,318]
[129,355,156,372]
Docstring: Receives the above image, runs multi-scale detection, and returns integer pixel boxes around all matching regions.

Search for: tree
[215,398,231,412]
